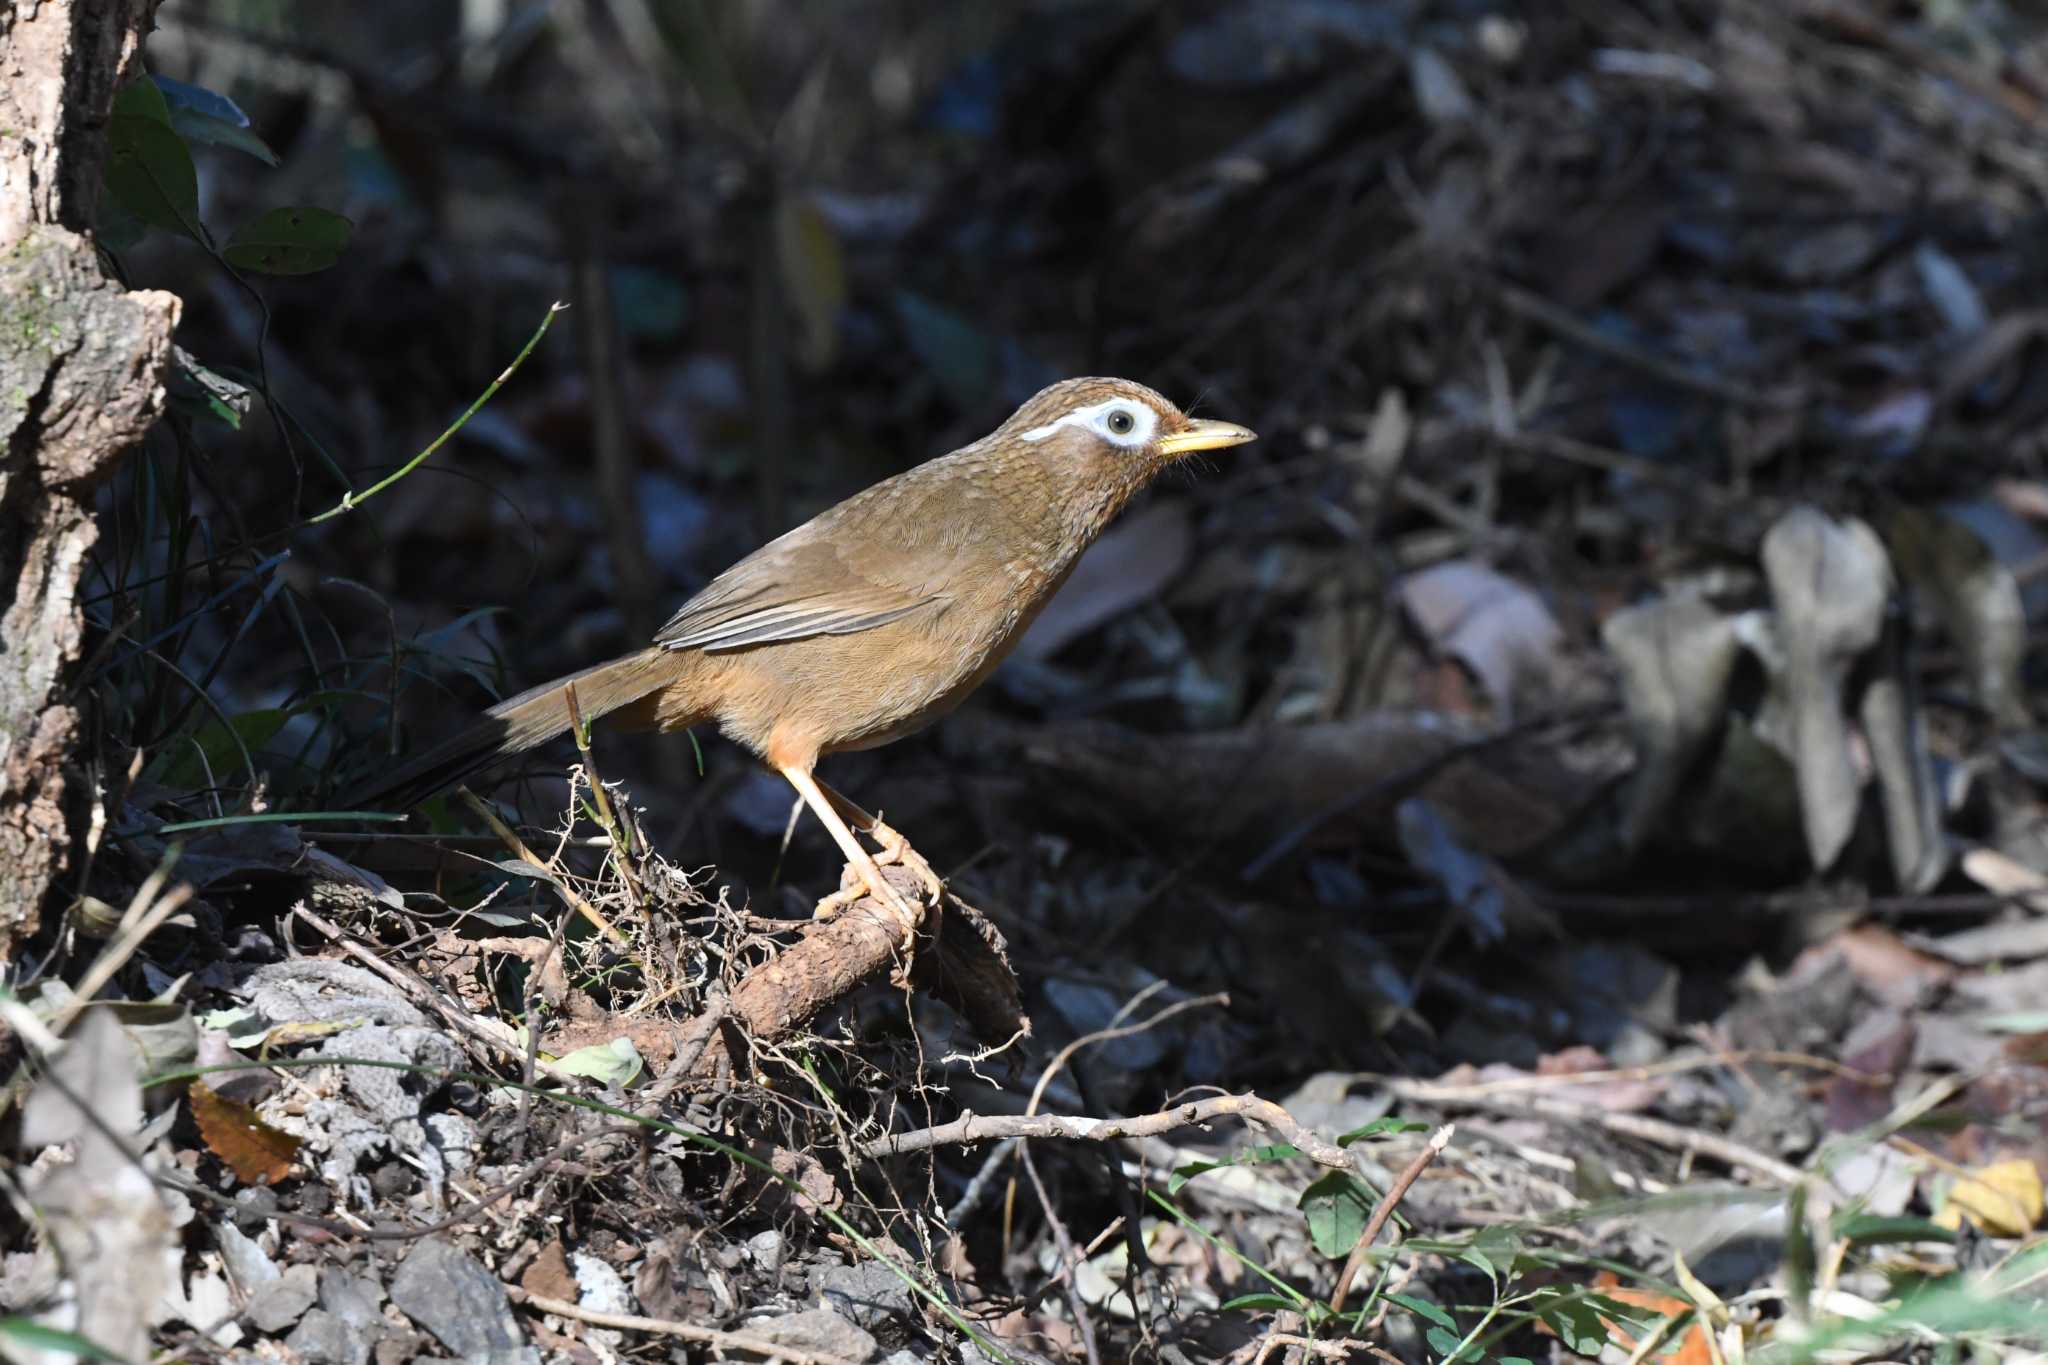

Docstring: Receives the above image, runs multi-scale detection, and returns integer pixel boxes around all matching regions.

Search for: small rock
[286,1310,356,1365]
[570,1252,632,1349]
[248,1264,321,1334]
[217,1222,279,1290]
[751,1308,877,1363]
[320,1265,384,1332]
[816,1260,914,1332]
[389,1237,536,1365]
[232,1186,280,1233]
[746,1229,785,1274]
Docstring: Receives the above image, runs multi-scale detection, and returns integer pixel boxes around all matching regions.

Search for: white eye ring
[1020,398,1157,447]
[1089,402,1154,446]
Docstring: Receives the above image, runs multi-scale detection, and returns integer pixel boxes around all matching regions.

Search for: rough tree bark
[0,0,180,955]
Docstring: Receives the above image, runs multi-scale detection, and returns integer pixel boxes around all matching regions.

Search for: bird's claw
[813,859,929,955]
[867,819,945,902]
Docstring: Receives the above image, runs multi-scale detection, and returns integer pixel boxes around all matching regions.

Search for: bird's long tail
[343,647,692,812]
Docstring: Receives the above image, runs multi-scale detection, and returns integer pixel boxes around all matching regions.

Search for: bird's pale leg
[816,777,943,901]
[779,764,921,940]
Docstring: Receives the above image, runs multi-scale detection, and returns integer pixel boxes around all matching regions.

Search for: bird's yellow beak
[1156,417,1257,456]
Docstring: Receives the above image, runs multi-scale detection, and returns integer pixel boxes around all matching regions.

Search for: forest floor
[12,2,2048,1362]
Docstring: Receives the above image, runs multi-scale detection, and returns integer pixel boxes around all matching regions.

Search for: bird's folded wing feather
[653,531,943,653]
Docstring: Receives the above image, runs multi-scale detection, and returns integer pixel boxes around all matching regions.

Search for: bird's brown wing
[652,518,945,653]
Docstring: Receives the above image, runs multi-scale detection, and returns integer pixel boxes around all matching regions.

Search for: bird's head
[994,376,1257,477]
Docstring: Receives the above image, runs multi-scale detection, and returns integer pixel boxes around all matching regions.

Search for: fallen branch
[860,1092,1370,1173]
[459,787,631,947]
[508,1285,864,1365]
[688,867,1027,1078]
[1377,1078,1809,1188]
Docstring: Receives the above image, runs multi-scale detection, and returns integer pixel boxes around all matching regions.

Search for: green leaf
[1527,1290,1609,1355]
[1298,1171,1374,1259]
[1424,1324,1478,1360]
[1217,1293,1304,1314]
[158,709,291,787]
[114,75,174,125]
[1384,1292,1456,1331]
[1336,1116,1429,1145]
[1168,1142,1300,1194]
[152,74,249,125]
[1830,1213,1955,1247]
[105,112,201,240]
[95,189,151,252]
[0,1317,132,1363]
[892,289,995,410]
[223,206,352,274]
[548,1036,644,1086]
[170,108,279,166]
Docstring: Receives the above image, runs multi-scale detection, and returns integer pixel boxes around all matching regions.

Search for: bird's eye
[1105,408,1136,436]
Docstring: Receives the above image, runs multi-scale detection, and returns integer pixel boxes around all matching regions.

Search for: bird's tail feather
[344,647,682,812]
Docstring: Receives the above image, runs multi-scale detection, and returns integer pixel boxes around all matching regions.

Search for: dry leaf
[1934,1158,2045,1237]
[521,1238,578,1302]
[1580,1271,1716,1365]
[1960,846,2048,912]
[190,1080,302,1185]
[1399,559,1564,719]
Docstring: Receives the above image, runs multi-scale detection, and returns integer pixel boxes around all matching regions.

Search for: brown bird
[350,377,1255,931]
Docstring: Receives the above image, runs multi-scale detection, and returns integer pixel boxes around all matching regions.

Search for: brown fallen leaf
[1535,1271,1714,1365]
[521,1238,578,1302]
[190,1080,301,1185]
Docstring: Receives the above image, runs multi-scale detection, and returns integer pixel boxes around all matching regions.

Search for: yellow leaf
[1934,1158,2044,1237]
[775,194,845,373]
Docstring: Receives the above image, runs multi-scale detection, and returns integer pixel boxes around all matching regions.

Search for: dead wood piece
[858,1092,1373,1177]
[1012,713,1594,865]
[913,891,1030,1048]
[509,1285,867,1365]
[689,866,1027,1079]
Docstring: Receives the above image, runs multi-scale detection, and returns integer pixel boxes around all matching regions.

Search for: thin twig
[1485,277,1801,410]
[1021,1216,1127,1314]
[50,863,193,1038]
[458,786,631,947]
[508,1286,865,1364]
[291,905,578,1086]
[1329,1125,1453,1315]
[1248,1333,1366,1364]
[861,1092,1370,1170]
[562,683,648,921]
[1379,1078,1809,1187]
[1021,1142,1101,1365]
[1357,1047,1884,1098]
[1000,986,1226,1257]
[307,302,567,523]
[947,1136,1023,1227]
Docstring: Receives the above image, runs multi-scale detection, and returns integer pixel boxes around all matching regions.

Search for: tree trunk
[0,0,180,955]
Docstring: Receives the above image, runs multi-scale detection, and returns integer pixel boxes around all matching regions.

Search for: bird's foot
[865,817,945,903]
[814,859,927,955]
